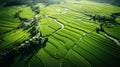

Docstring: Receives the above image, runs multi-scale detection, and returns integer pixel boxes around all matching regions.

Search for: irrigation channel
[0,4,120,67]
[44,15,65,37]
[84,12,120,46]
[96,23,120,46]
[104,33,120,46]
[0,5,67,67]
[0,5,66,66]
[54,19,64,30]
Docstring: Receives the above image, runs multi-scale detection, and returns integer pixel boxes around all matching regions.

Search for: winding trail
[99,24,120,46]
[0,6,49,67]
[48,16,64,30]
[45,16,65,37]
[54,18,64,30]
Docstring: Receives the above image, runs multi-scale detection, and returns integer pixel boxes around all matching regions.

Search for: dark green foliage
[0,0,120,67]
[0,0,64,6]
[89,0,120,6]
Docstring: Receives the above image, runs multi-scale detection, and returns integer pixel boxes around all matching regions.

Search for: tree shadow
[0,37,48,67]
[4,1,26,7]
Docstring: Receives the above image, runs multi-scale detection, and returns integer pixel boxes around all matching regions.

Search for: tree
[89,0,120,6]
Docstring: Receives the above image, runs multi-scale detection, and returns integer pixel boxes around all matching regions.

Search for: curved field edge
[0,0,120,67]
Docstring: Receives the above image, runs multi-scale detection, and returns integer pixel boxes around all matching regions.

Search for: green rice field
[0,0,120,67]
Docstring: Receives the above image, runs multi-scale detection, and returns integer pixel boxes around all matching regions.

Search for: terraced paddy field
[0,0,120,67]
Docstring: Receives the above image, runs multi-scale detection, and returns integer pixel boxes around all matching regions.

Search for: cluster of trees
[0,0,27,6]
[0,0,65,6]
[75,0,120,6]
[0,0,49,66]
[14,5,40,30]
[83,12,120,33]
[31,6,40,14]
[1,0,119,6]
[0,34,48,66]
[88,0,120,6]
[84,12,120,25]
[14,9,31,30]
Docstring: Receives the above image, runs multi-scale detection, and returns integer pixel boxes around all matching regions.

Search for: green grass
[0,0,120,67]
[19,6,35,20]
[0,29,30,50]
[104,25,120,39]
